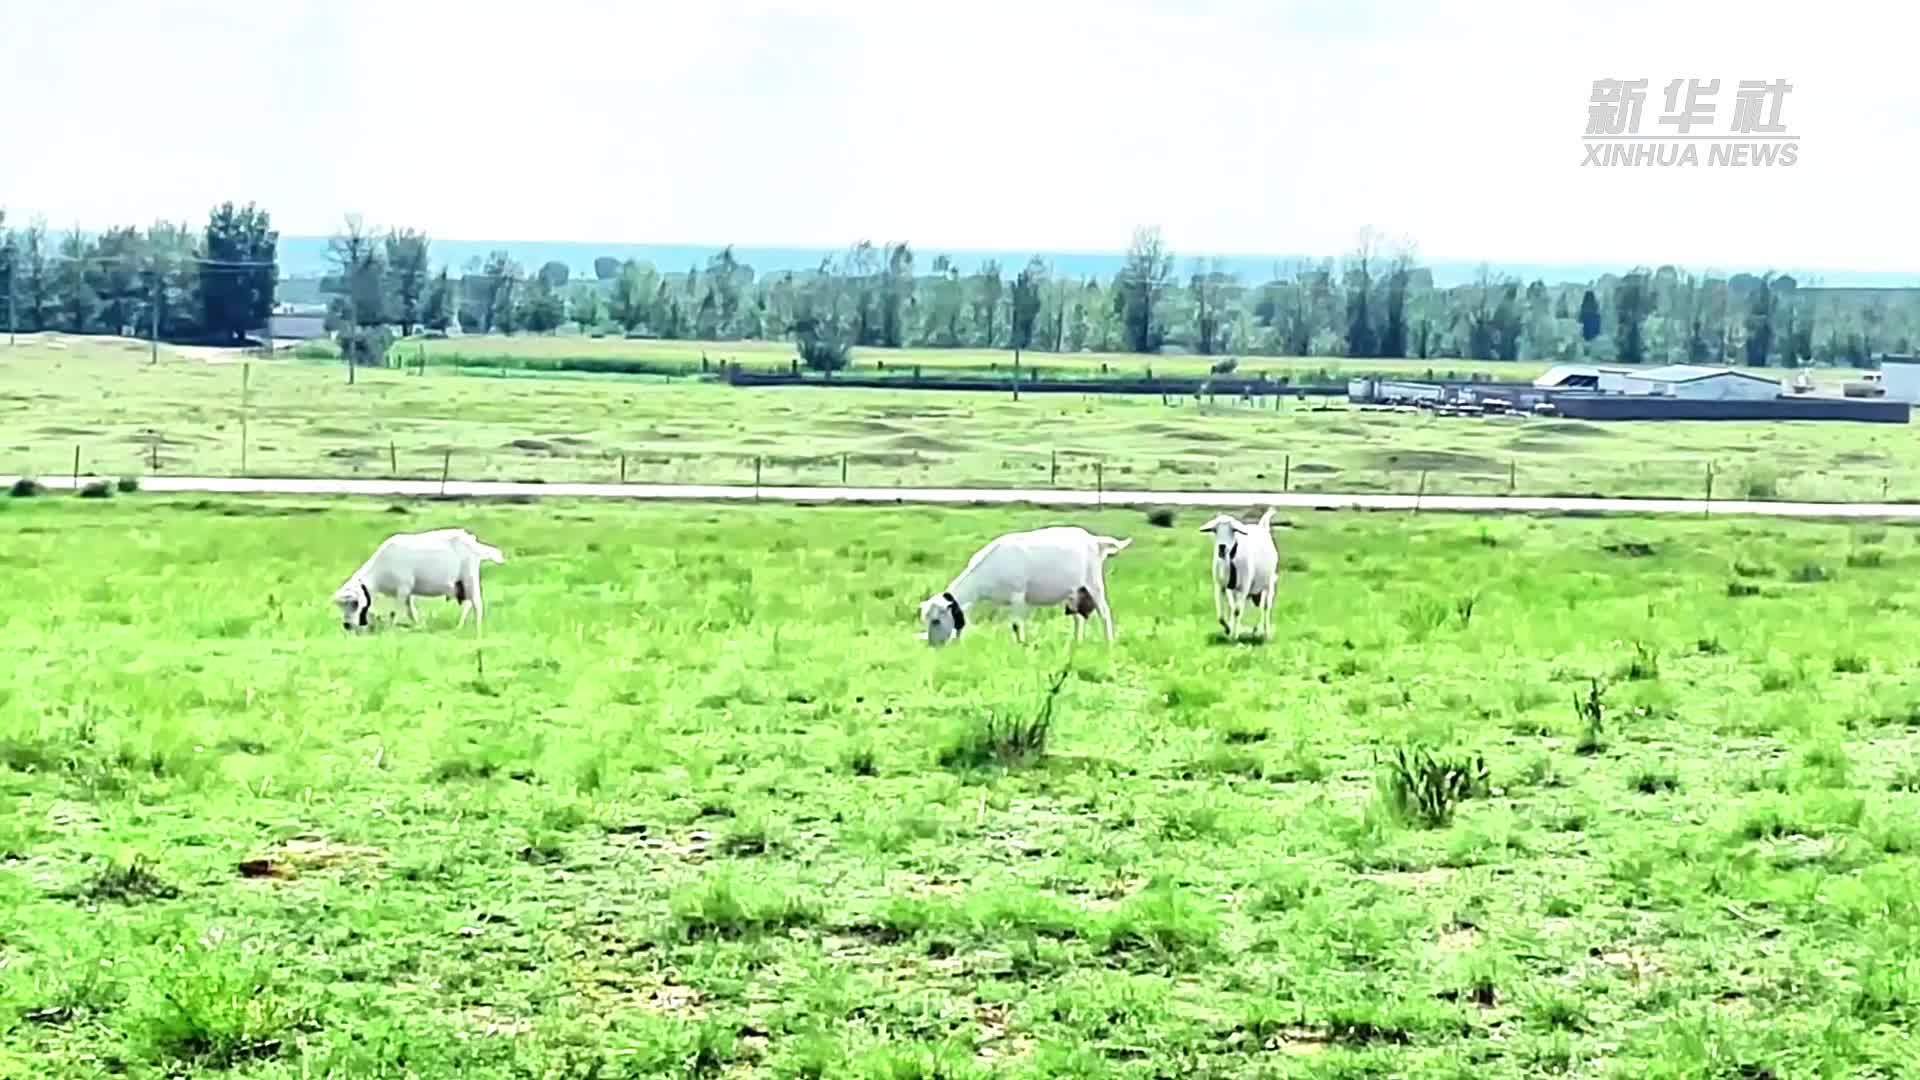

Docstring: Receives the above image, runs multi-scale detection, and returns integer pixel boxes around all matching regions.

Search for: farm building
[1877,356,1920,402]
[266,306,329,342]
[1633,365,1782,401]
[1534,363,1781,400]
[1533,365,1651,394]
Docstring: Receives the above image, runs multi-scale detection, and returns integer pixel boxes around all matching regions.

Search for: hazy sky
[5,0,1914,271]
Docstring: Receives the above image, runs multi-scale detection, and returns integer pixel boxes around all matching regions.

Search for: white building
[1878,357,1920,402]
[1636,365,1782,401]
[1536,363,1781,401]
[1533,364,1653,394]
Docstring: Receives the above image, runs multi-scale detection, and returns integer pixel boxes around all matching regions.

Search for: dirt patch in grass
[1367,450,1504,474]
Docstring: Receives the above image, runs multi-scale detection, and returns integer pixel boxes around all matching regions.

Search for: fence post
[1416,470,1427,513]
[1050,450,1058,487]
[149,433,159,472]
[755,455,763,498]
[1096,461,1104,507]
[240,363,251,476]
[841,452,848,485]
[389,440,398,477]
[1284,454,1291,492]
[619,454,627,484]
[72,445,80,489]
[440,450,451,496]
[1704,461,1714,517]
[1509,459,1516,493]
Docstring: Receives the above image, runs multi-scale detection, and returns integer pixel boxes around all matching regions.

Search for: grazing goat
[918,525,1132,647]
[334,528,505,634]
[1197,508,1278,639]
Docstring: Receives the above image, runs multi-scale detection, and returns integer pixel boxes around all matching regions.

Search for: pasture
[399,335,1555,384]
[4,493,1919,1077]
[4,337,1918,503]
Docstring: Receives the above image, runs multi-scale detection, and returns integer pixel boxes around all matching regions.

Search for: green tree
[970,259,1004,347]
[1187,258,1233,356]
[1743,273,1778,367]
[423,269,453,332]
[325,214,385,330]
[201,201,277,342]
[522,276,565,333]
[55,228,100,333]
[609,260,657,335]
[568,282,601,331]
[593,256,620,281]
[145,220,202,340]
[1009,257,1047,351]
[1578,289,1602,344]
[881,242,914,347]
[384,229,432,335]
[1612,269,1653,364]
[1343,229,1379,358]
[16,218,51,332]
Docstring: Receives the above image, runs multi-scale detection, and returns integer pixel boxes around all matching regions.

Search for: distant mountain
[272,236,1920,290]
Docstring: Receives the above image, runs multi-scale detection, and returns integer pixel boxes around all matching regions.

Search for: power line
[42,253,279,267]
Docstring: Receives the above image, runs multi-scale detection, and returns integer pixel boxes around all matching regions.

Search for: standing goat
[333,527,506,634]
[1197,508,1279,639]
[918,525,1132,647]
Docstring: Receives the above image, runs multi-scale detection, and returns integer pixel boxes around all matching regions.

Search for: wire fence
[8,428,1918,506]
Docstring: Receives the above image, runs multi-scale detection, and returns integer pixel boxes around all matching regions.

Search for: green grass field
[4,338,1917,503]
[5,493,1919,1077]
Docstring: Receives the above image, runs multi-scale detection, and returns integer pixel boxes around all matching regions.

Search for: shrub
[339,325,395,367]
[116,475,140,493]
[78,479,114,499]
[1209,356,1240,375]
[9,477,42,497]
[1145,507,1176,528]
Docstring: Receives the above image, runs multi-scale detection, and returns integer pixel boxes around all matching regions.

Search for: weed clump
[1376,745,1490,828]
[71,854,180,903]
[937,666,1067,769]
[1145,507,1177,528]
[1574,679,1608,755]
[78,479,114,499]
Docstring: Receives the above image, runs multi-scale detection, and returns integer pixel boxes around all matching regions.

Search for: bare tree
[1118,225,1174,353]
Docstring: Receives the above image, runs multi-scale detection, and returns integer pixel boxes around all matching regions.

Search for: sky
[4,0,1916,273]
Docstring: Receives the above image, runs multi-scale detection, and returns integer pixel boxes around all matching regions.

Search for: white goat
[918,525,1132,647]
[333,527,505,634]
[1197,508,1279,639]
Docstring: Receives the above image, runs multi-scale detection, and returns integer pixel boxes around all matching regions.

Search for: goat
[918,525,1131,647]
[333,527,505,634]
[1197,508,1278,639]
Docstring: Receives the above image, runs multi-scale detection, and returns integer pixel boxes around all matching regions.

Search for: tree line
[0,204,278,345]
[6,207,1914,370]
[368,223,1918,371]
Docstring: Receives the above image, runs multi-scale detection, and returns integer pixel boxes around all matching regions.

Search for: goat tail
[1257,506,1277,529]
[1095,535,1133,557]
